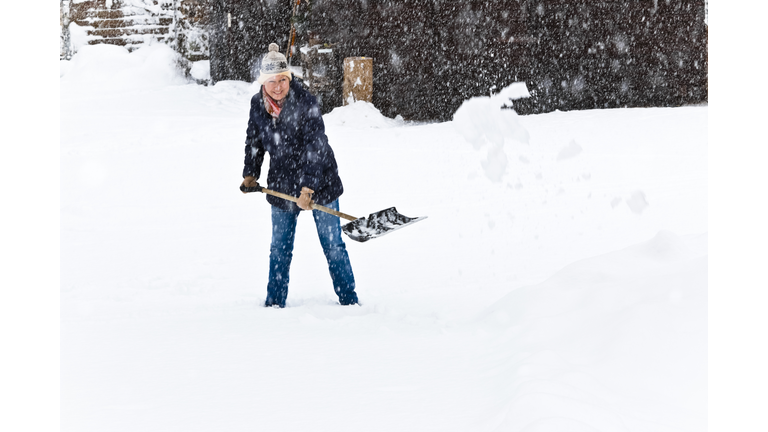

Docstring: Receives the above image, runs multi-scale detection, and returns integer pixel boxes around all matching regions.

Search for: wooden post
[342,57,373,105]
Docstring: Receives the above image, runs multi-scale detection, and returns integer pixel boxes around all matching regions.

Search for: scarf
[264,92,286,119]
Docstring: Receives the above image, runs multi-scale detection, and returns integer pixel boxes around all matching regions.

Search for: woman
[241,43,358,308]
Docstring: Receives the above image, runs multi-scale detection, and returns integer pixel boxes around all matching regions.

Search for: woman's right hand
[241,176,259,193]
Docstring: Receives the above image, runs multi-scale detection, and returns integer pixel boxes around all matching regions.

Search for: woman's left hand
[297,187,314,210]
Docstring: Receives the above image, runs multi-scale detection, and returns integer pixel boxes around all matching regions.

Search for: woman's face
[264,75,290,101]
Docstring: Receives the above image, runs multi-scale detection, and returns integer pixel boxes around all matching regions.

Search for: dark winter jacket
[243,76,344,211]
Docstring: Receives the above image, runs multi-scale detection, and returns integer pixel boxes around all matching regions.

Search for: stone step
[80,16,173,29]
[70,4,123,21]
[87,34,169,47]
[87,26,170,38]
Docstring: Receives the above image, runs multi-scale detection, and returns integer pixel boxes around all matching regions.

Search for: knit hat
[257,43,292,84]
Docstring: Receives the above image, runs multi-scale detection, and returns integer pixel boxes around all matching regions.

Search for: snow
[481,230,706,431]
[189,60,210,81]
[67,22,92,52]
[626,190,650,215]
[61,43,188,91]
[324,100,403,129]
[452,86,531,182]
[556,139,583,161]
[60,46,707,432]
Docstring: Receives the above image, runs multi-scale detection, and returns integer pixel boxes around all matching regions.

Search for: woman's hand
[241,176,259,193]
[297,187,314,210]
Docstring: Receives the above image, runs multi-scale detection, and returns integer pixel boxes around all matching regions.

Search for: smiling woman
[240,42,358,308]
[258,43,293,117]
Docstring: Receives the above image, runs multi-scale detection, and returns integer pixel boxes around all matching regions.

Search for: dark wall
[305,0,533,119]
[515,0,708,113]
[209,0,708,119]
[210,0,291,82]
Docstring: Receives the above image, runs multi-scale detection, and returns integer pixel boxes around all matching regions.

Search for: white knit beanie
[257,43,292,84]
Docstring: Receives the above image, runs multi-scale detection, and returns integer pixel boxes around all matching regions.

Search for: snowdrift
[480,231,707,431]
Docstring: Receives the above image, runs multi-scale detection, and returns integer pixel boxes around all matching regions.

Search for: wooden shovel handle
[241,184,359,221]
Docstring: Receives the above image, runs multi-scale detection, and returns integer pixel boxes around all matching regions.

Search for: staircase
[69,0,176,52]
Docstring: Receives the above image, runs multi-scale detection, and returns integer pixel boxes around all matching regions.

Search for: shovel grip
[240,185,263,193]
[240,184,359,222]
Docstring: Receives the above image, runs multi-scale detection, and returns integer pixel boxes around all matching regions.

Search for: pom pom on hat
[269,43,279,53]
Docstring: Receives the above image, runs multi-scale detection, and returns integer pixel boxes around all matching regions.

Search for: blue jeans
[265,200,358,307]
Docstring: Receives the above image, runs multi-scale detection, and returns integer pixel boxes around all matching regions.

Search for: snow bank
[60,43,188,91]
[481,230,707,431]
[324,101,403,129]
[452,83,531,182]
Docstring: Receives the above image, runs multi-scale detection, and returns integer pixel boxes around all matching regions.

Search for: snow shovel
[240,184,427,242]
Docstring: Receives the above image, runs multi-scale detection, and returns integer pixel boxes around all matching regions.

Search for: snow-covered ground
[59,44,707,431]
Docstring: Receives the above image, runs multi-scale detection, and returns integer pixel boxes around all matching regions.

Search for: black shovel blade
[341,207,427,243]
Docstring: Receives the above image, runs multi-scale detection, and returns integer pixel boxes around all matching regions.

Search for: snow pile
[68,22,93,52]
[60,43,188,91]
[323,100,403,129]
[452,82,531,182]
[481,231,707,431]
